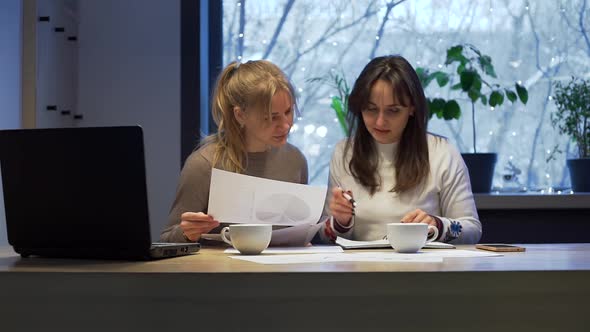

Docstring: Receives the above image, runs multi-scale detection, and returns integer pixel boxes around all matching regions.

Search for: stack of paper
[207,169,327,246]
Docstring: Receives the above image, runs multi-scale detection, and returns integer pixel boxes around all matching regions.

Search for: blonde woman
[160,60,308,243]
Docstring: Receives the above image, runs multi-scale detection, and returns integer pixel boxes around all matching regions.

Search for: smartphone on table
[475,244,526,252]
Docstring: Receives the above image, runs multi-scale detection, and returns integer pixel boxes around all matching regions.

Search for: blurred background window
[221,0,590,192]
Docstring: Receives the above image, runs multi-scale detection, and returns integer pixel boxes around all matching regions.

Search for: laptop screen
[0,126,152,252]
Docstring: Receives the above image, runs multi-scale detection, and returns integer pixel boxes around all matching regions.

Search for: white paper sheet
[270,222,324,246]
[208,168,327,226]
[201,219,326,247]
[230,253,443,264]
[335,237,455,249]
[229,249,501,265]
[224,246,343,254]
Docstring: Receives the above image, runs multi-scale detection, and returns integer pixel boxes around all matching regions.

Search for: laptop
[0,126,200,260]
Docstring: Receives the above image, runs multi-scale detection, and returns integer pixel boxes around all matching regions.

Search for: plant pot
[567,158,590,192]
[461,153,497,193]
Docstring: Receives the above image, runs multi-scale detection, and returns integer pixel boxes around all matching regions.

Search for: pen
[333,178,357,208]
[341,190,357,208]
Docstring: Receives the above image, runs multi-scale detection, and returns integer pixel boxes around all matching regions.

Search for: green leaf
[443,100,461,120]
[489,90,504,107]
[456,62,466,75]
[433,72,449,87]
[505,89,517,103]
[478,55,497,78]
[468,89,480,103]
[426,98,434,119]
[445,45,467,65]
[429,98,446,119]
[472,73,482,92]
[331,96,348,133]
[516,83,528,104]
[431,98,446,111]
[451,82,462,90]
[416,67,431,88]
[480,95,487,106]
[460,70,477,91]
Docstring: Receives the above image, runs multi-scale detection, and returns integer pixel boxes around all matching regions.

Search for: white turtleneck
[318,134,481,244]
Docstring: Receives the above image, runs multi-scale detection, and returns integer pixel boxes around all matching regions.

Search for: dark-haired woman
[317,55,481,244]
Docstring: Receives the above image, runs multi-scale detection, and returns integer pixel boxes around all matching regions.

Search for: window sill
[474,192,590,210]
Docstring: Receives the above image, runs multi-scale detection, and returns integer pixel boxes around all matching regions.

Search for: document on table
[230,250,501,264]
[335,236,455,249]
[231,252,443,264]
[224,246,344,254]
[270,221,324,246]
[201,219,326,247]
[208,168,327,226]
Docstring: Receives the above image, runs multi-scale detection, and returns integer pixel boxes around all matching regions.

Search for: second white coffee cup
[220,224,272,255]
[386,223,439,253]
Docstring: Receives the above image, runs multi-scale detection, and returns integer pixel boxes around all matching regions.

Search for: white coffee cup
[220,224,272,255]
[386,223,439,253]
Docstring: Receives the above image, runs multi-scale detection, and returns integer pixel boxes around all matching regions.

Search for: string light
[309,144,320,156]
[316,126,328,138]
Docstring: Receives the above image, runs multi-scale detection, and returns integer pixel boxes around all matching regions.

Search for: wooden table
[1,244,589,331]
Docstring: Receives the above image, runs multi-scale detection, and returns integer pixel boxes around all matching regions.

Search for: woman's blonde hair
[203,60,297,173]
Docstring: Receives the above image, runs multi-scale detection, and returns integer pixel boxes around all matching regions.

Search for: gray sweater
[160,142,308,242]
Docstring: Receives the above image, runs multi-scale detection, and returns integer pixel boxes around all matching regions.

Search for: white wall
[76,0,181,241]
[0,0,22,245]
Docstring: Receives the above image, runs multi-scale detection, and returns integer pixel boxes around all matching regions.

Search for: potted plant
[417,44,528,193]
[551,77,590,192]
[307,70,351,135]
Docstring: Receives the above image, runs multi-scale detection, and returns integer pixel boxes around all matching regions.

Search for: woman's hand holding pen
[329,187,356,226]
[180,212,220,241]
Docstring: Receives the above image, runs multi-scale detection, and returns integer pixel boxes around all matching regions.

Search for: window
[222,0,590,192]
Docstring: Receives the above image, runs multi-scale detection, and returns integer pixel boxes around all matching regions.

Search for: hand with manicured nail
[329,187,355,226]
[401,208,439,236]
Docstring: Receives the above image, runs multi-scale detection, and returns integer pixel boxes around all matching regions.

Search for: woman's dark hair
[345,55,430,195]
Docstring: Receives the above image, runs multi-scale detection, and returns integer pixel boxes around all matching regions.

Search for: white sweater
[318,134,482,244]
